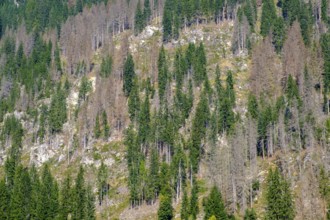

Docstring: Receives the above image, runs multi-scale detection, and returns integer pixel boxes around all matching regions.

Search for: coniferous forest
[0,0,330,219]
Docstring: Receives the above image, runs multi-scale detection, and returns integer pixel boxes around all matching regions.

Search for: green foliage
[144,0,151,23]
[138,92,151,144]
[86,184,96,220]
[39,164,59,220]
[128,78,140,120]
[125,125,143,206]
[247,93,258,119]
[217,71,235,134]
[135,0,145,35]
[260,0,277,37]
[0,179,9,219]
[282,0,300,25]
[102,110,110,139]
[203,186,227,220]
[100,55,113,78]
[146,147,160,203]
[286,75,300,105]
[158,194,174,220]
[94,113,101,139]
[38,104,48,142]
[322,0,329,23]
[9,165,26,220]
[190,178,199,220]
[319,166,330,218]
[299,3,312,46]
[123,53,136,97]
[244,208,257,220]
[190,90,209,172]
[243,0,257,29]
[193,42,207,86]
[321,33,330,96]
[265,167,295,220]
[49,86,67,133]
[162,0,173,42]
[79,75,92,103]
[272,17,285,53]
[0,157,96,220]
[181,190,190,220]
[158,46,168,102]
[59,174,73,220]
[97,161,109,205]
[55,44,62,73]
[72,166,86,220]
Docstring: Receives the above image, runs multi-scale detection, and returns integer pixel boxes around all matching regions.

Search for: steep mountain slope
[0,0,330,220]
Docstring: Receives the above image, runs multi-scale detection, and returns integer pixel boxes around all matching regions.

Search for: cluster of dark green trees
[319,167,330,219]
[260,0,313,50]
[0,164,96,220]
[0,113,96,219]
[100,55,113,78]
[0,33,70,139]
[161,0,241,42]
[265,167,295,220]
[123,41,237,217]
[134,0,152,35]
[0,0,108,35]
[94,110,110,139]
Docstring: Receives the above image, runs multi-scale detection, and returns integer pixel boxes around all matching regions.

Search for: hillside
[0,0,330,220]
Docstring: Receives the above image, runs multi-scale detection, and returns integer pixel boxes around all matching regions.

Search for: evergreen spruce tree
[49,86,67,133]
[72,166,86,220]
[244,208,257,220]
[194,42,207,85]
[218,72,235,134]
[79,75,92,103]
[158,46,168,102]
[100,55,112,78]
[21,168,32,218]
[144,0,151,24]
[265,167,294,220]
[94,113,101,139]
[321,34,330,97]
[128,78,140,120]
[0,179,9,220]
[203,186,227,220]
[97,161,108,205]
[247,93,258,119]
[55,45,62,73]
[280,180,295,220]
[282,0,300,24]
[135,0,144,34]
[123,53,135,96]
[138,92,151,144]
[158,163,173,219]
[158,194,174,220]
[163,0,173,42]
[59,174,73,220]
[181,189,189,220]
[319,167,330,219]
[299,3,312,46]
[322,0,328,23]
[147,147,160,203]
[272,17,285,53]
[86,184,96,220]
[102,110,110,139]
[29,164,41,219]
[10,165,25,220]
[260,0,277,37]
[39,164,59,220]
[190,178,199,220]
[190,90,209,172]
